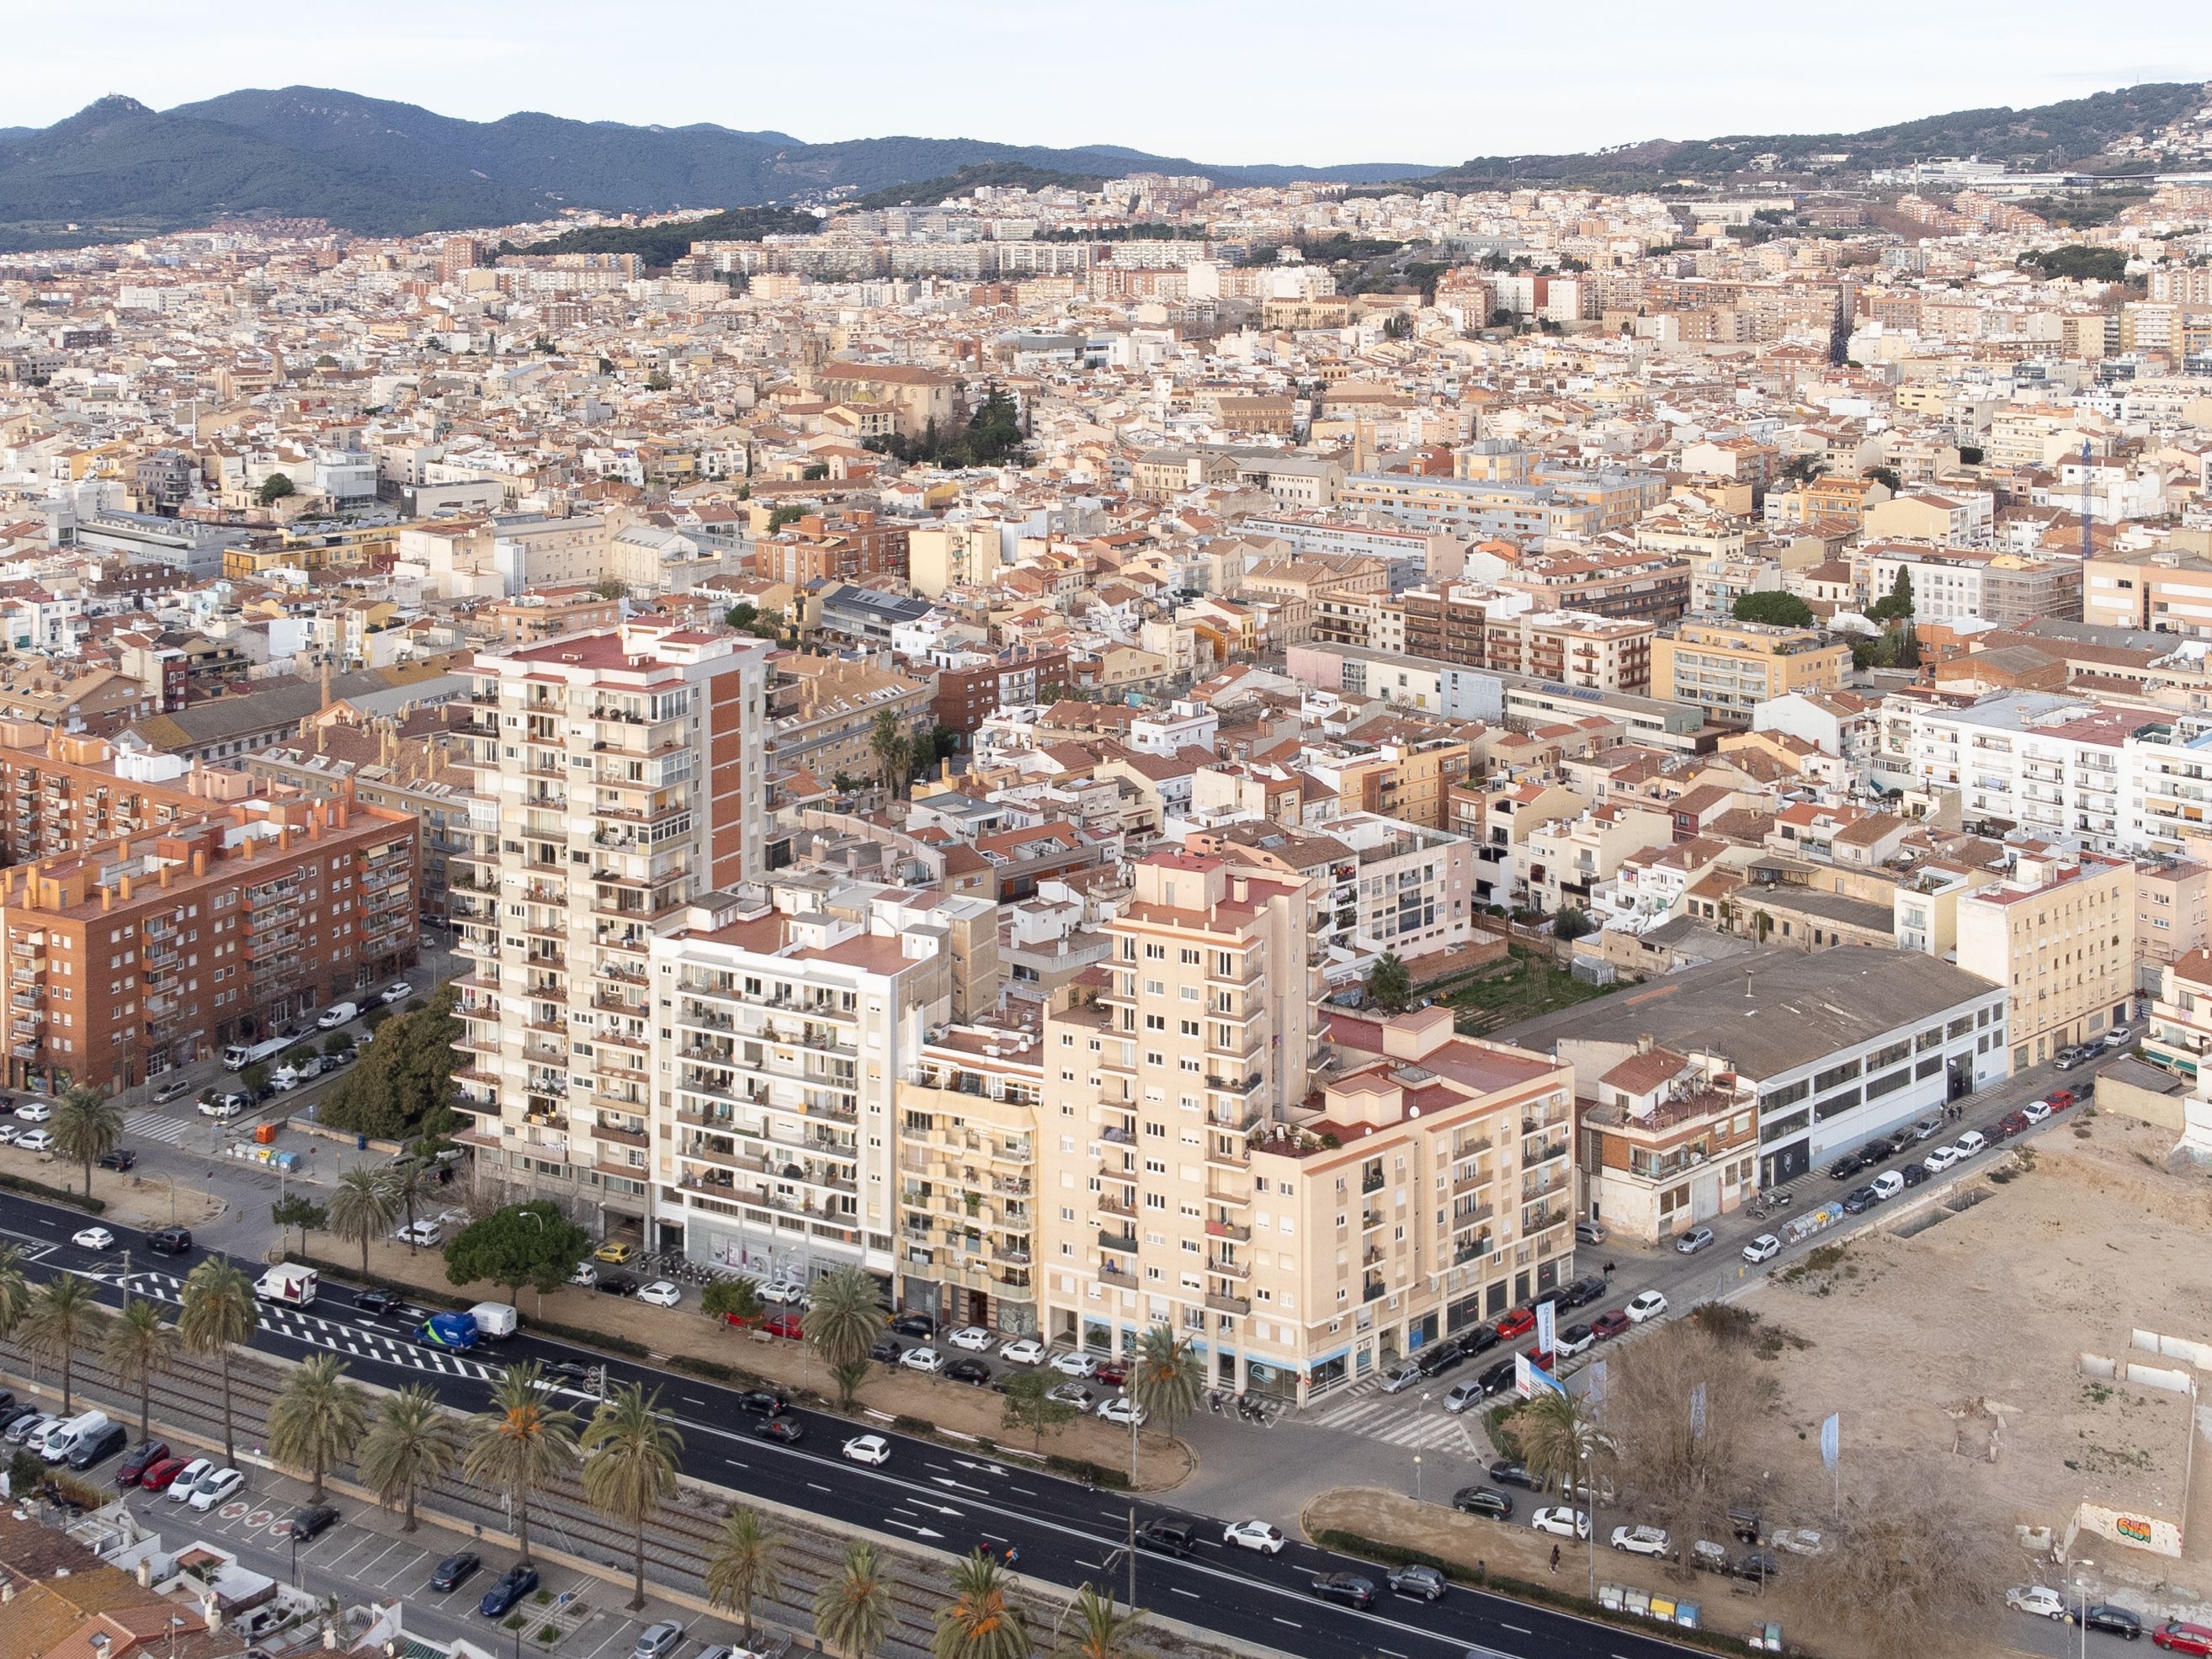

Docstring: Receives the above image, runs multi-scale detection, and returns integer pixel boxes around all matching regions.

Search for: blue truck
[416,1311,481,1350]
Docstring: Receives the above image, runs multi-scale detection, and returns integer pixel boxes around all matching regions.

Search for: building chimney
[100,886,111,913]
[1635,1032,1652,1054]
[118,873,130,902]
[159,862,171,889]
[191,848,207,878]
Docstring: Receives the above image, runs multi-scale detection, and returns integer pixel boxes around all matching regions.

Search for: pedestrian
[1550,1543,1561,1574]
[1603,1260,1617,1277]
[1476,1559,1487,1585]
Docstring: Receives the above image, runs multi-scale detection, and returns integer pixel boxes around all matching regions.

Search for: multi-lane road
[0,1190,1708,1659]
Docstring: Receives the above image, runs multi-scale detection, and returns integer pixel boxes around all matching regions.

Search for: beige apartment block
[2083,550,2212,636]
[1651,619,1850,725]
[1955,850,2136,1073]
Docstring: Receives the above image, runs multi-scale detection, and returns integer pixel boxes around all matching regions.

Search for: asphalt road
[0,1191,1712,1659]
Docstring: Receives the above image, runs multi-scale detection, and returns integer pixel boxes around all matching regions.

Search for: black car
[734,1390,790,1416]
[1476,1359,1518,1398]
[1312,1573,1377,1610]
[1489,1457,1541,1491]
[870,1336,904,1363]
[1826,1154,1865,1181]
[285,1504,340,1541]
[1900,1162,1928,1188]
[891,1312,934,1339]
[1560,1275,1608,1309]
[1855,1139,1892,1166]
[96,1148,136,1172]
[1135,1519,1198,1558]
[541,1362,596,1390]
[0,1404,36,1436]
[2074,1604,2142,1640]
[598,1273,639,1297]
[1413,1339,1464,1377]
[431,1552,481,1592]
[1452,1485,1513,1519]
[1387,1564,1447,1603]
[145,1226,192,1256]
[356,1289,403,1315]
[1734,1550,1780,1583]
[1841,1185,1878,1215]
[1460,1325,1502,1356]
[117,1441,170,1486]
[479,1565,540,1618]
[753,1416,805,1446]
[67,1422,128,1470]
[945,1358,992,1385]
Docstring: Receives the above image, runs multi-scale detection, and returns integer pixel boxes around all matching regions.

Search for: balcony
[1098,1231,1138,1254]
[1204,1219,1251,1242]
[1208,1258,1250,1280]
[1204,1292,1250,1316]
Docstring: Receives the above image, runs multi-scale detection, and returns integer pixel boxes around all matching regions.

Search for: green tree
[179,1258,256,1464]
[702,1278,764,1326]
[828,1357,871,1412]
[271,1193,327,1256]
[21,1276,106,1412]
[869,709,910,797]
[933,1550,1028,1659]
[1514,1386,1600,1593]
[581,1383,683,1611]
[322,1031,354,1058]
[444,1200,592,1303]
[327,1165,401,1277]
[803,1263,885,1371]
[242,1061,272,1096]
[1730,591,1815,629]
[386,1159,438,1253]
[1869,566,1916,623]
[358,1383,463,1533]
[257,475,296,506]
[268,1353,369,1501]
[101,1295,177,1444]
[1552,907,1595,942]
[321,985,465,1140]
[51,1084,124,1199]
[1050,1587,1149,1659]
[814,1540,894,1659]
[1125,1326,1204,1481]
[1867,465,1901,493]
[1366,950,1412,1013]
[464,1360,580,1567]
[768,505,806,531]
[0,1246,29,1340]
[705,1506,784,1640]
[999,1370,1076,1454]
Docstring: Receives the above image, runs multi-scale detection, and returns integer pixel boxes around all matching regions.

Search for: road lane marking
[1170,1587,1199,1598]
[1273,1617,1301,1629]
[1500,1623,1531,1634]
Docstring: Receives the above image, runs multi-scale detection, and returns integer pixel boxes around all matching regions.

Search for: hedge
[1044,1453,1130,1490]
[1311,1528,1761,1659]
[0,1171,104,1214]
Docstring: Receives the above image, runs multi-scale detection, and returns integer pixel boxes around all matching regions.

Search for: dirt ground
[0,1144,225,1230]
[343,1232,1194,1489]
[1741,1109,2212,1614]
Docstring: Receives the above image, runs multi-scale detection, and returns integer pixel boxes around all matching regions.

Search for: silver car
[1675,1226,1716,1255]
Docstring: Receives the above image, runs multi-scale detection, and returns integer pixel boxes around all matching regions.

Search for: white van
[1954,1129,1988,1157]
[467,1302,518,1340]
[40,1409,109,1463]
[316,1002,360,1030]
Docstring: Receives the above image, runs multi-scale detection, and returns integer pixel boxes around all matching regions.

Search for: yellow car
[592,1241,635,1265]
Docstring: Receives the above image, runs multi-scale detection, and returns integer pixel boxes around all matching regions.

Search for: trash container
[356,1134,369,1151]
[254,1122,278,1146]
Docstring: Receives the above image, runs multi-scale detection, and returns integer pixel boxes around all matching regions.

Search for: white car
[0,1125,16,1146]
[393,1220,442,1247]
[1379,1361,1424,1394]
[635,1280,681,1309]
[841,1434,891,1466]
[2023,1099,2053,1125]
[16,1129,53,1152]
[166,1457,215,1501]
[380,982,415,1004]
[189,1468,245,1510]
[1611,1524,1671,1557]
[2103,1026,2132,1049]
[1554,1327,1594,1359]
[1223,1520,1286,1555]
[1051,1351,1099,1378]
[1047,1381,1094,1408]
[998,1337,1047,1365]
[1530,1506,1590,1540]
[72,1226,115,1251]
[1097,1396,1146,1427]
[1741,1234,1781,1264]
[14,1102,50,1124]
[316,1008,353,1029]
[1624,1290,1668,1323]
[199,1095,247,1119]
[1922,1145,1962,1175]
[2006,1585,2067,1620]
[898,1347,944,1375]
[1771,1527,1827,1557]
[1869,1170,1905,1200]
[758,1280,807,1305]
[946,1326,993,1352]
[570,1261,598,1288]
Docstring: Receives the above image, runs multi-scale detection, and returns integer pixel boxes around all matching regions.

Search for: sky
[11,1,2212,167]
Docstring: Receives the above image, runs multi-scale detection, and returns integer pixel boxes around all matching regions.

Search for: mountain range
[0,80,2202,253]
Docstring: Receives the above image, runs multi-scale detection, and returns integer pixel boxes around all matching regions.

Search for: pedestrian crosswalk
[125,1110,194,1146]
[1299,1390,1488,1453]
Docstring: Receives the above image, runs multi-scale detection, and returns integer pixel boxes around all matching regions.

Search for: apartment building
[1494,550,1693,623]
[1316,812,1477,963]
[2084,550,2212,635]
[1579,1041,1761,1245]
[1853,542,2079,625]
[1523,804,1674,915]
[1651,619,1849,724]
[449,624,773,1238]
[768,657,934,786]
[2136,859,2211,976]
[0,790,417,1094]
[1955,849,2135,1072]
[0,725,253,866]
[1884,693,2136,853]
[1039,850,1324,1388]
[1336,474,1598,540]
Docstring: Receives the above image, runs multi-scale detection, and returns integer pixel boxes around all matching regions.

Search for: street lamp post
[2074,1561,2094,1659]
[1412,1454,1422,1504]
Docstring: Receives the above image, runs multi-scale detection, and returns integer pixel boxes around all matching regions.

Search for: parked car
[1387,1564,1448,1602]
[891,1312,935,1339]
[1675,1226,1716,1254]
[1953,1130,1987,1157]
[1998,1110,2031,1138]
[592,1241,635,1265]
[380,981,416,1006]
[137,1456,190,1492]
[2155,1624,2212,1654]
[946,1327,993,1351]
[16,1129,53,1151]
[998,1338,1046,1365]
[1555,1324,1594,1358]
[1097,1396,1145,1427]
[569,1262,598,1288]
[479,1566,540,1619]
[1460,1324,1502,1356]
[1311,1573,1377,1609]
[1735,1550,1781,1583]
[151,1079,193,1103]
[1476,1359,1518,1397]
[1414,1338,1465,1377]
[598,1274,641,1299]
[1912,1116,1943,1140]
[1094,1359,1129,1387]
[117,1441,171,1486]
[1612,1524,1672,1557]
[1135,1519,1198,1558]
[393,1220,442,1248]
[2023,1099,2053,1125]
[429,1552,481,1592]
[1048,1382,1094,1408]
[2055,1049,2088,1071]
[189,1469,244,1510]
[635,1280,681,1309]
[631,1622,684,1659]
[945,1358,992,1385]
[2047,1088,2077,1111]
[1625,1290,1669,1322]
[2005,1585,2070,1620]
[1452,1486,1513,1520]
[1900,1162,1929,1188]
[1050,1351,1099,1378]
[1870,1171,1905,1200]
[870,1337,904,1363]
[1560,1274,1609,1308]
[67,1422,128,1471]
[1575,1219,1607,1245]
[14,1102,49,1123]
[1493,1307,1536,1340]
[1530,1506,1590,1539]
[1379,1361,1423,1394]
[284,1505,340,1542]
[1771,1528,1827,1556]
[2105,1025,2134,1049]
[95,1148,136,1172]
[1223,1520,1286,1555]
[164,1457,215,1500]
[761,1312,805,1341]
[1443,1380,1485,1414]
[2075,1604,2144,1640]
[1489,1458,1541,1491]
[1826,1154,1866,1181]
[1923,1145,1964,1174]
[1841,1185,1878,1215]
[1591,1309,1632,1340]
[1742,1234,1781,1264]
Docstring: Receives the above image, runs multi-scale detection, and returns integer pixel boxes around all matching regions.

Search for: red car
[2155,1623,2212,1654]
[1494,1307,1536,1340]
[1998,1110,2030,1137]
[762,1313,806,1341]
[137,1456,190,1492]
[2046,1088,2076,1111]
[1522,1344,1554,1370]
[1095,1361,1128,1387]
[1590,1309,1632,1341]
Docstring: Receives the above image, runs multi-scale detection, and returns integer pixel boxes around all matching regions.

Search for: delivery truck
[253,1263,319,1305]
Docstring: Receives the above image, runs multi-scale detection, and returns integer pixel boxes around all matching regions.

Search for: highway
[0,1189,1710,1659]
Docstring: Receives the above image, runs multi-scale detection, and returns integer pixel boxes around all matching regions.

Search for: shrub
[891,1414,934,1437]
[0,1172,104,1214]
[1043,1454,1130,1490]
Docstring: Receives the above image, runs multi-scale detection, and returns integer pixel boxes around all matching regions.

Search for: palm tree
[387,1161,436,1253]
[933,1550,1028,1659]
[0,1245,31,1339]
[267,1354,369,1500]
[178,1258,257,1465]
[51,1085,125,1199]
[327,1166,401,1277]
[802,1263,885,1370]
[101,1296,178,1443]
[869,709,907,796]
[580,1384,683,1611]
[20,1276,106,1412]
[814,1540,894,1659]
[1125,1325,1204,1481]
[1050,1587,1149,1659]
[704,1507,783,1641]
[1516,1385,1599,1593]
[464,1360,579,1567]
[358,1385,463,1533]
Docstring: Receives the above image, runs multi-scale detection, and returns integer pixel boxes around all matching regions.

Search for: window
[1812,1059,1861,1093]
[1763,1078,1810,1109]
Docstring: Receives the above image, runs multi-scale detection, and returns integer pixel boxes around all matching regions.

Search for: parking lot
[118,1466,755,1659]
